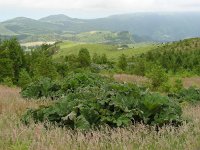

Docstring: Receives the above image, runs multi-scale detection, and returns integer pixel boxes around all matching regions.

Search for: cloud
[0,0,200,20]
[0,0,200,10]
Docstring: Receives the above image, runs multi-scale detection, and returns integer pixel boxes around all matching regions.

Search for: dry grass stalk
[114,74,149,85]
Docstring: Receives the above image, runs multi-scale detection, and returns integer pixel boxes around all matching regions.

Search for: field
[21,41,55,47]
[53,42,156,60]
[1,84,200,150]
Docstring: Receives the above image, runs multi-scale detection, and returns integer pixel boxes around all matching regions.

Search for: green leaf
[75,115,90,130]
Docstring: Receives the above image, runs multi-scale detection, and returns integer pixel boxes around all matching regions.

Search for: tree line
[0,38,199,91]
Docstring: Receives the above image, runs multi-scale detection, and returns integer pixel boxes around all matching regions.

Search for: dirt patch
[114,74,149,85]
[182,77,200,88]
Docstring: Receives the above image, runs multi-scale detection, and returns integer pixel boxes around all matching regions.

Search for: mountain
[0,12,200,42]
[1,17,63,35]
[39,14,84,25]
[86,12,200,42]
[0,24,16,35]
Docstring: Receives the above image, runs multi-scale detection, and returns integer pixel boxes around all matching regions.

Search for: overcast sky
[0,0,200,21]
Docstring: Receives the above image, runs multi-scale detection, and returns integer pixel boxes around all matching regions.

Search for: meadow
[53,41,156,60]
[1,85,200,150]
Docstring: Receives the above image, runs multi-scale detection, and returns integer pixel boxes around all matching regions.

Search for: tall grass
[1,85,200,150]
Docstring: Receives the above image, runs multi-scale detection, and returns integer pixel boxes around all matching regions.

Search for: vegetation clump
[22,72,182,130]
[169,87,200,103]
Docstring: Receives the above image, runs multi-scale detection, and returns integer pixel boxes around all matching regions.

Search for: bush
[78,48,91,67]
[21,77,62,99]
[159,81,172,93]
[146,65,168,89]
[2,77,14,87]
[21,72,109,99]
[18,69,32,88]
[169,87,200,103]
[173,79,183,93]
[22,72,182,130]
[118,54,127,71]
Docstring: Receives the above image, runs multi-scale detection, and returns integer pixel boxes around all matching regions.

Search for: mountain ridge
[0,12,200,42]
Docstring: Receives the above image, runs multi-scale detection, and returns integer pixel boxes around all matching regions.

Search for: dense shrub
[146,65,168,89]
[78,48,91,67]
[169,87,200,103]
[21,78,62,99]
[21,72,109,99]
[143,46,200,74]
[2,77,14,87]
[18,69,32,88]
[22,72,182,129]
[118,54,127,71]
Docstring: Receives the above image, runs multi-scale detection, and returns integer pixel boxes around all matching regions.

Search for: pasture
[53,42,156,60]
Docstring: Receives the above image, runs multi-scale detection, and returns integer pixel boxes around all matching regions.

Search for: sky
[0,0,200,21]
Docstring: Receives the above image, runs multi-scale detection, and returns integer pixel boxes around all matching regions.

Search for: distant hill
[0,13,200,42]
[0,24,16,35]
[1,17,62,35]
[63,31,135,44]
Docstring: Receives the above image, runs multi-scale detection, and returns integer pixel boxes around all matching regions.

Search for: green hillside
[141,38,200,75]
[154,38,200,52]
[1,13,200,42]
[53,42,156,60]
[1,17,62,35]
[62,31,134,44]
[0,24,16,35]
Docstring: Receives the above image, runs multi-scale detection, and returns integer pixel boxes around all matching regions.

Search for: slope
[53,42,156,60]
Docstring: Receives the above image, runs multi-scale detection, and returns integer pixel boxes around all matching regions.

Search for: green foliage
[92,53,108,64]
[22,72,182,130]
[21,77,62,99]
[140,93,182,125]
[53,42,155,61]
[55,62,68,78]
[2,77,14,87]
[0,38,26,83]
[169,87,200,103]
[0,38,25,83]
[130,58,147,76]
[21,72,107,99]
[173,79,183,93]
[118,54,127,71]
[0,58,14,82]
[146,65,168,89]
[101,54,108,64]
[78,48,91,67]
[159,81,172,93]
[143,39,200,75]
[18,69,32,88]
[31,54,58,80]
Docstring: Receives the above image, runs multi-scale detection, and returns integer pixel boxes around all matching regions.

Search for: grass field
[1,84,200,150]
[21,41,55,47]
[53,41,156,60]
